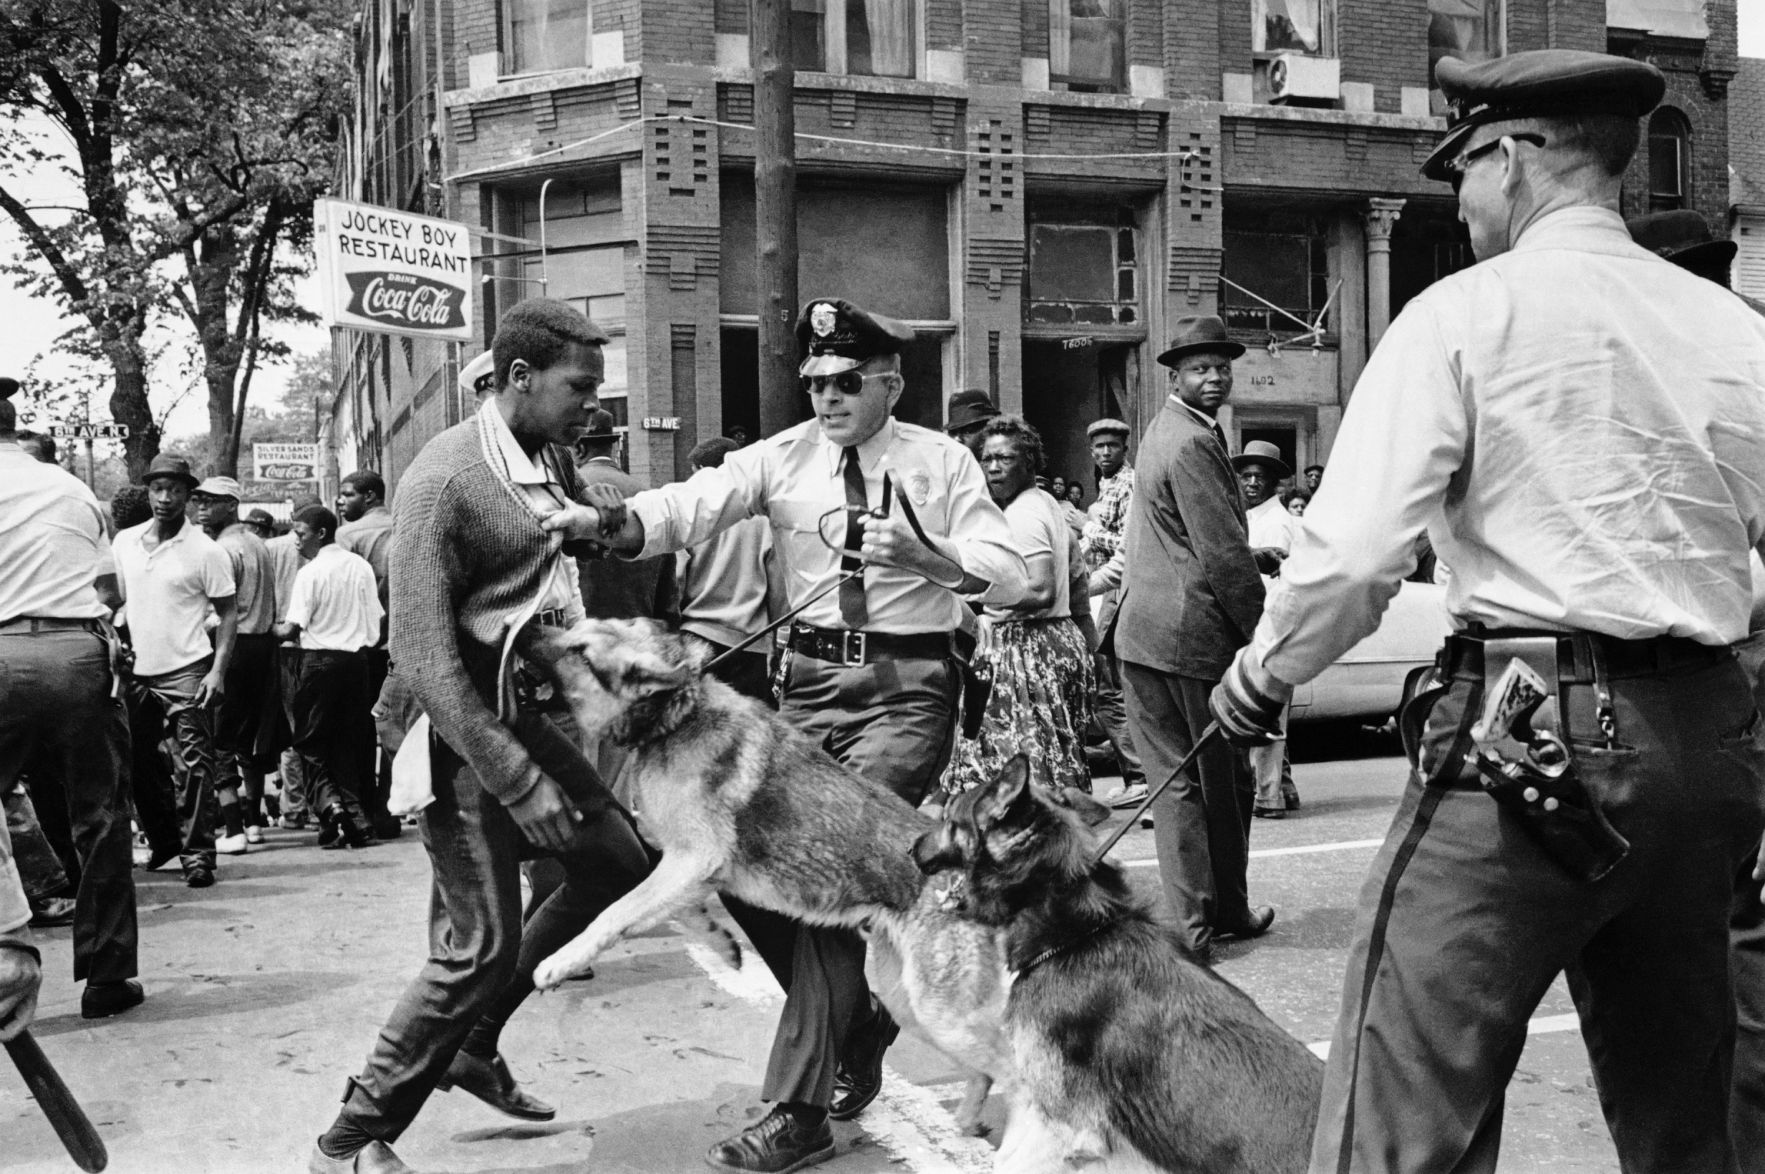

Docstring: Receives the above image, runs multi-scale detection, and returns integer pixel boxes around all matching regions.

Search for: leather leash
[1090,721,1224,866]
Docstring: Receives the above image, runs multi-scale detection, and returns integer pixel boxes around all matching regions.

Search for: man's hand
[194,666,227,708]
[1252,547,1288,576]
[540,503,605,543]
[507,775,583,853]
[0,944,41,1044]
[1209,652,1292,747]
[860,512,963,587]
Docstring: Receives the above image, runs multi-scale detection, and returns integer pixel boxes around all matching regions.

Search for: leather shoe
[307,1140,416,1174]
[705,1105,835,1173]
[81,979,144,1019]
[1217,906,1276,940]
[184,865,215,889]
[437,1050,555,1121]
[827,1011,899,1121]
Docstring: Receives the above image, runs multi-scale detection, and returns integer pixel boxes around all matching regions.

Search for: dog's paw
[533,948,596,991]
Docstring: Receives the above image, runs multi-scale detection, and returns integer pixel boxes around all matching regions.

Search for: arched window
[1648,108,1691,212]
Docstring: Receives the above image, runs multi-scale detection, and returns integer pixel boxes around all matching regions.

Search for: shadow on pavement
[28,969,360,1036]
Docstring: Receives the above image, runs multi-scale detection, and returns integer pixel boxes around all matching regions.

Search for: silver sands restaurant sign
[314,198,474,342]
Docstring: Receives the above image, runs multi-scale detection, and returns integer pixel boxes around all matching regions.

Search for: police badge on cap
[796,298,915,377]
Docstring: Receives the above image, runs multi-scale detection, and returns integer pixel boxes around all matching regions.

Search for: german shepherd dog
[914,754,1324,1174]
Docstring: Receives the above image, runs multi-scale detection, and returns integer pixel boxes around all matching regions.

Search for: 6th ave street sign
[47,422,131,440]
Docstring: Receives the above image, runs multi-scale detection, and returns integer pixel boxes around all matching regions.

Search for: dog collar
[1015,919,1117,976]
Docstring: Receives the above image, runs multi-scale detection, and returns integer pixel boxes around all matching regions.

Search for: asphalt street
[1,728,1622,1174]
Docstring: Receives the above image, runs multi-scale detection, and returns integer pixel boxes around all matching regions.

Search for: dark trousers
[1312,653,1764,1174]
[1121,660,1254,953]
[364,647,394,827]
[720,653,957,1109]
[292,649,374,817]
[341,709,651,1139]
[129,659,220,869]
[0,628,137,984]
[1734,847,1765,1174]
[1092,653,1146,786]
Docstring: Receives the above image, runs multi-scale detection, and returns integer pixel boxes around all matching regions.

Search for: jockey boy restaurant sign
[313,198,474,343]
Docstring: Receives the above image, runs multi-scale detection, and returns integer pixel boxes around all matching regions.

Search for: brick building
[1731,55,1765,300]
[329,0,1740,494]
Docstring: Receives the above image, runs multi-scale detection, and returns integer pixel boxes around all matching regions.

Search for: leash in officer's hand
[701,475,896,674]
[1089,721,1224,867]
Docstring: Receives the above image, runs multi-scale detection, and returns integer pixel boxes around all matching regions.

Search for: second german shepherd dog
[914,754,1324,1174]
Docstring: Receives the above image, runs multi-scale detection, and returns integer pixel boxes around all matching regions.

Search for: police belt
[0,616,105,636]
[1440,626,1729,684]
[789,623,952,668]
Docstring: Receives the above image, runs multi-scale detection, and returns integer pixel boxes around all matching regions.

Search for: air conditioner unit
[1270,53,1341,104]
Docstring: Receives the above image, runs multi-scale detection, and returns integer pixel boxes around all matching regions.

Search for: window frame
[501,0,592,78]
[1427,0,1503,83]
[1251,0,1337,59]
[1647,108,1691,213]
[791,0,923,80]
[1047,0,1128,94]
[1219,217,1336,346]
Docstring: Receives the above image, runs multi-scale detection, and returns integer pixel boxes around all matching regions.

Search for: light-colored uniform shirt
[266,531,307,624]
[213,522,277,636]
[677,517,776,650]
[1251,207,1765,687]
[630,417,1027,634]
[0,444,112,623]
[286,544,383,652]
[986,487,1070,622]
[113,520,236,676]
[481,398,582,616]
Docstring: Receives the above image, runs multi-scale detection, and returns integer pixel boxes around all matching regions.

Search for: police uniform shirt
[1251,206,1765,687]
[0,442,112,624]
[628,417,1027,634]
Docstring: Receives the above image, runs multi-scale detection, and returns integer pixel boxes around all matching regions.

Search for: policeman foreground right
[1210,49,1765,1173]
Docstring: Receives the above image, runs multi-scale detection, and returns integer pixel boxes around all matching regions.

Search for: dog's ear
[977,754,1032,828]
[1055,787,1113,828]
[617,648,696,698]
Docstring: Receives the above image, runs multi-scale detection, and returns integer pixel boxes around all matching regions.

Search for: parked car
[1288,579,1451,724]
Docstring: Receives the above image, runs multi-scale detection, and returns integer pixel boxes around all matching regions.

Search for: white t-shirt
[985,487,1070,622]
[1247,496,1296,554]
[0,445,111,624]
[287,544,383,652]
[114,520,236,676]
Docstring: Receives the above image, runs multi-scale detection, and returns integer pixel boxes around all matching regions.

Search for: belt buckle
[841,630,867,667]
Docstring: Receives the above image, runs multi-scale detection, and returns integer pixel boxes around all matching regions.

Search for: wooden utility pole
[753,0,799,437]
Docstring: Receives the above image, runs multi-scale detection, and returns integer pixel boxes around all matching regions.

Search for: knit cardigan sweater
[390,410,585,805]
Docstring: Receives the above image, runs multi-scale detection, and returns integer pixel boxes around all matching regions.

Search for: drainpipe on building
[754,0,799,438]
[316,388,339,507]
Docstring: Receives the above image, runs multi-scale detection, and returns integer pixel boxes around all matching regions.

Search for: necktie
[839,446,869,629]
[1213,422,1230,455]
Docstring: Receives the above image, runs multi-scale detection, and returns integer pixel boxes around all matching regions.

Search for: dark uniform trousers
[1728,634,1765,1174]
[340,708,651,1140]
[1313,651,1764,1174]
[0,627,137,984]
[1119,662,1255,952]
[721,652,958,1109]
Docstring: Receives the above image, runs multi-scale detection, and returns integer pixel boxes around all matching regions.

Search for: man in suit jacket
[1116,315,1273,962]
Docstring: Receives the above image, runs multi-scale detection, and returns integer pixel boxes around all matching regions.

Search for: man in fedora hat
[542,296,1025,1173]
[1116,314,1271,963]
[943,387,999,456]
[1208,49,1765,1170]
[1626,208,1740,287]
[193,475,281,851]
[113,455,238,891]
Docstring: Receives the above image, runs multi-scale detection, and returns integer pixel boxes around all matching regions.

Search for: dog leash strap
[1090,721,1223,866]
[701,567,864,673]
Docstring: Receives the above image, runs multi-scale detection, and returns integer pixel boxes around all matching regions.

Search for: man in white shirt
[276,504,382,851]
[1209,51,1765,1172]
[267,496,320,830]
[0,379,140,1018]
[114,455,238,890]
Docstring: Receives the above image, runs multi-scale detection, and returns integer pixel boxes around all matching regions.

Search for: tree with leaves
[0,0,350,478]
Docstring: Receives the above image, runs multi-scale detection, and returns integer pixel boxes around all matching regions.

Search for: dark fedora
[579,407,618,442]
[1156,315,1245,368]
[945,388,1000,434]
[1626,210,1737,273]
[141,453,199,490]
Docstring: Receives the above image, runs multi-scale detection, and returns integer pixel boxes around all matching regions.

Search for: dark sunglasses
[800,370,882,396]
[1447,132,1546,192]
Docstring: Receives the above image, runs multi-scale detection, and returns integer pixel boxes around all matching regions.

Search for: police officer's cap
[797,299,915,377]
[458,350,495,397]
[1086,418,1130,442]
[1422,50,1665,182]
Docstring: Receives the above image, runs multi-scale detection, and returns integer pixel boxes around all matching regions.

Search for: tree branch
[0,182,95,323]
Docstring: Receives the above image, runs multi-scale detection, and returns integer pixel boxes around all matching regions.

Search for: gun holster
[1464,636,1630,883]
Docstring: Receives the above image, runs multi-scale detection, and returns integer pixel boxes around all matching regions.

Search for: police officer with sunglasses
[543,298,1025,1174]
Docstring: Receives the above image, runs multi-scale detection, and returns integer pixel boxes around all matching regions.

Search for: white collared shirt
[480,399,581,615]
[114,519,236,676]
[1252,206,1765,686]
[630,417,1026,633]
[0,444,112,624]
[1247,496,1295,554]
[287,544,383,651]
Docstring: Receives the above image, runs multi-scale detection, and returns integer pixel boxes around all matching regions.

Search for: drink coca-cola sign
[344,271,467,331]
[314,198,475,342]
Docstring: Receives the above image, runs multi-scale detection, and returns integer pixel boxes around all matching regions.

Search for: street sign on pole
[46,422,130,441]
